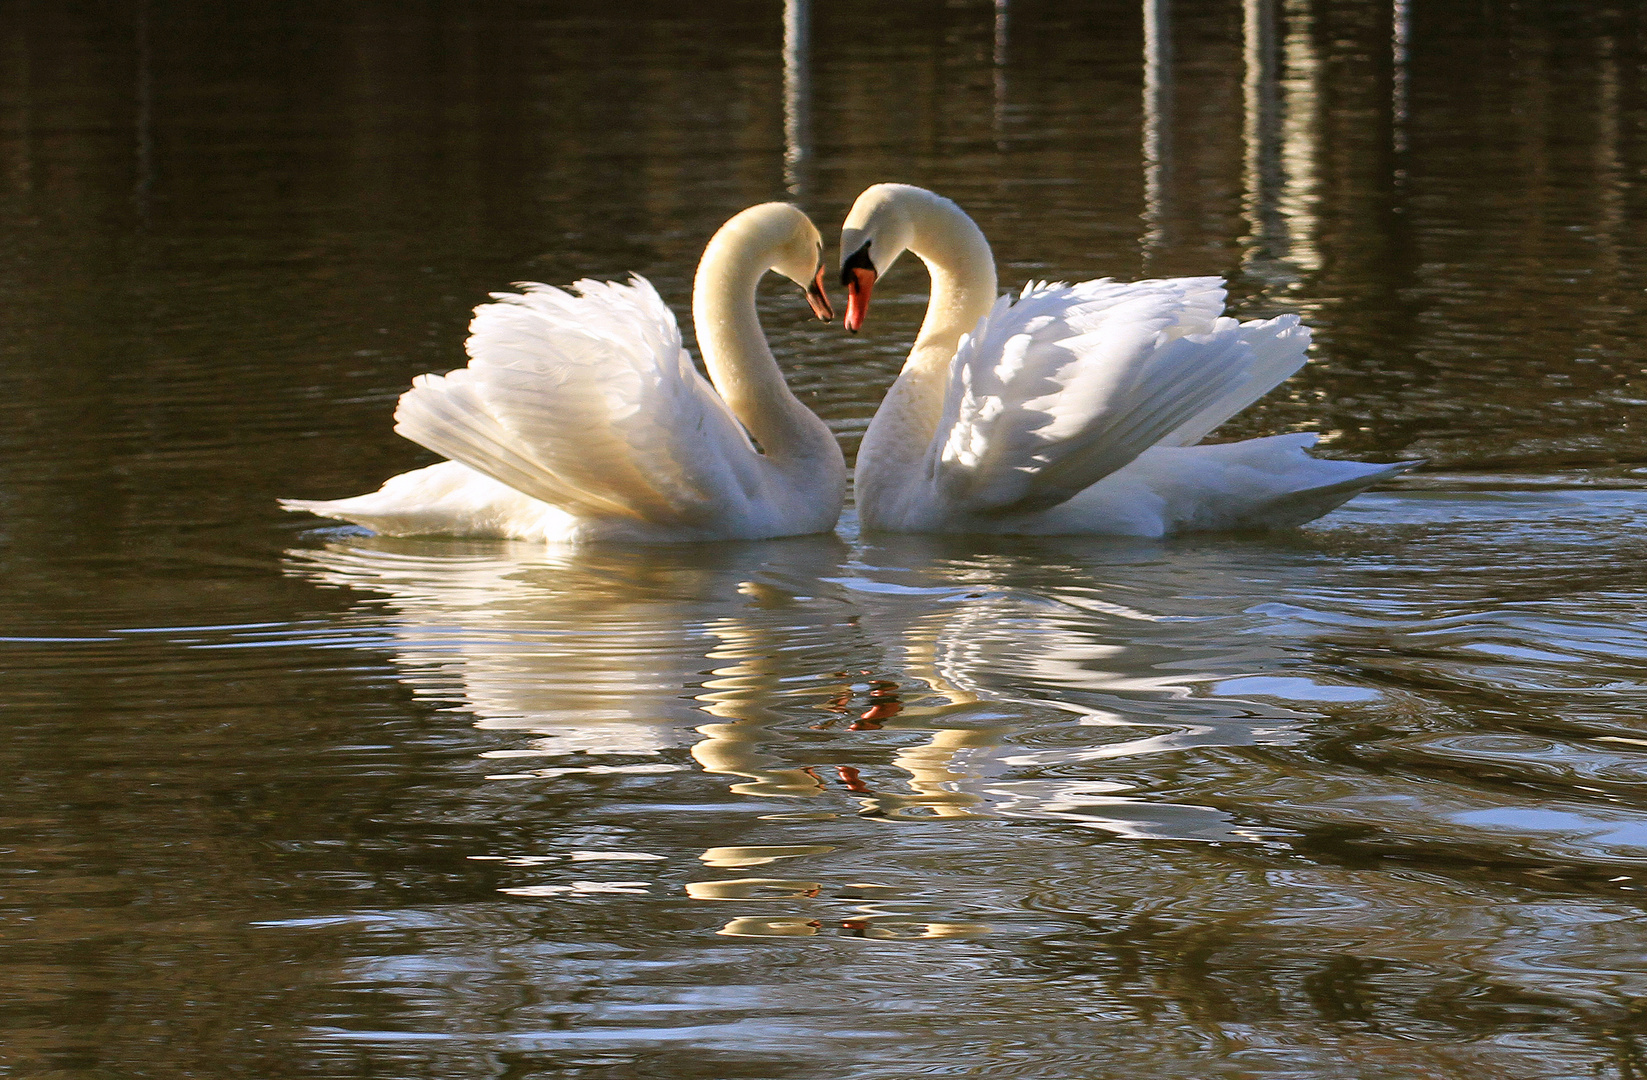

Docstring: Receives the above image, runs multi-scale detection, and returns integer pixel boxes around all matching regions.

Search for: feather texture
[395,277,764,528]
[284,203,847,543]
[929,277,1277,516]
[904,276,1334,525]
[842,183,1415,536]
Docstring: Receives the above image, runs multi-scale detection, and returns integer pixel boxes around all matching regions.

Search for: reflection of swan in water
[685,875,990,940]
[817,607,1010,820]
[288,515,1647,987]
[289,531,1019,936]
[286,528,1373,937]
[287,532,1031,824]
[691,616,837,798]
[291,534,852,757]
[716,916,989,939]
[286,529,1306,838]
[688,609,1013,817]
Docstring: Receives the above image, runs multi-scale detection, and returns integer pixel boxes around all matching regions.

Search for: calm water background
[4,1,1647,1077]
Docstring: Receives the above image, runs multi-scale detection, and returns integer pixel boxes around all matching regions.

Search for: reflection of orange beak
[804,265,834,321]
[844,267,877,332]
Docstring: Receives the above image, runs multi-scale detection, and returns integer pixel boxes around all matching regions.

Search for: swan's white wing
[1154,314,1310,447]
[928,276,1300,517]
[395,276,763,527]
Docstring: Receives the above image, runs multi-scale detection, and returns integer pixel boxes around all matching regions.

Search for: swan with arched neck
[284,203,845,544]
[839,183,1417,537]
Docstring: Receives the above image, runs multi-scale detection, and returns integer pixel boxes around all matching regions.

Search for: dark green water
[4,2,1647,1077]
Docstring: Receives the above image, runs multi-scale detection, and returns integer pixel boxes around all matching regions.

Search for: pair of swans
[284,186,1412,543]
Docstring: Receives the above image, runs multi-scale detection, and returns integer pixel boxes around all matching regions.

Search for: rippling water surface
[4,1,1647,1077]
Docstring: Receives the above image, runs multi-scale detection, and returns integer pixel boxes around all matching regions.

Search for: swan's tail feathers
[280,461,571,539]
[280,494,413,535]
[1129,434,1420,532]
[279,492,412,534]
[279,497,340,516]
[277,462,487,536]
[931,278,1273,518]
[1243,457,1422,529]
[1155,314,1310,448]
[394,276,760,529]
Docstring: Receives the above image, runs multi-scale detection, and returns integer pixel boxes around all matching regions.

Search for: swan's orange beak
[804,264,834,321]
[844,267,876,333]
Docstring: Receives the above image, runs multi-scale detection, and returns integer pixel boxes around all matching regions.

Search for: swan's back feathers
[929,276,1294,517]
[394,276,765,528]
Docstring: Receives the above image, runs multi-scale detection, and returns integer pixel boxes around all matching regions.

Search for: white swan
[283,203,847,544]
[837,184,1417,537]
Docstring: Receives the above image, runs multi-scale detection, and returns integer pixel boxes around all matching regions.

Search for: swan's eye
[840,242,875,287]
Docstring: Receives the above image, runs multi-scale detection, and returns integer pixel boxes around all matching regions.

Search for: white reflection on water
[293,525,1286,840]
[1242,0,1321,288]
[1141,0,1172,260]
[287,484,1647,869]
[290,537,829,758]
[294,531,1033,820]
[782,0,812,197]
[280,486,1647,1067]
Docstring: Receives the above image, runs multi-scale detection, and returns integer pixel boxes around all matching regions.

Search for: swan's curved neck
[692,226,834,467]
[852,192,998,504]
[905,196,998,375]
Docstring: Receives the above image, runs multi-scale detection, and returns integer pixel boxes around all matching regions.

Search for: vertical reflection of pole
[782,0,811,198]
[1391,0,1409,156]
[1242,0,1283,283]
[135,0,153,221]
[1141,0,1172,261]
[1278,0,1321,272]
[1594,35,1622,331]
[993,0,1009,149]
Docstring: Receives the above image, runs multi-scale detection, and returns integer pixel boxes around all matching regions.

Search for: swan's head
[712,202,834,321]
[839,184,988,333]
[838,184,926,332]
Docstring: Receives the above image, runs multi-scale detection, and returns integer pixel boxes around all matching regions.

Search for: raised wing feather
[928,277,1298,517]
[395,276,762,527]
[1155,314,1310,447]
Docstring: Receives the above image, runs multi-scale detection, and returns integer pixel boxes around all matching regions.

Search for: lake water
[4,1,1647,1077]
